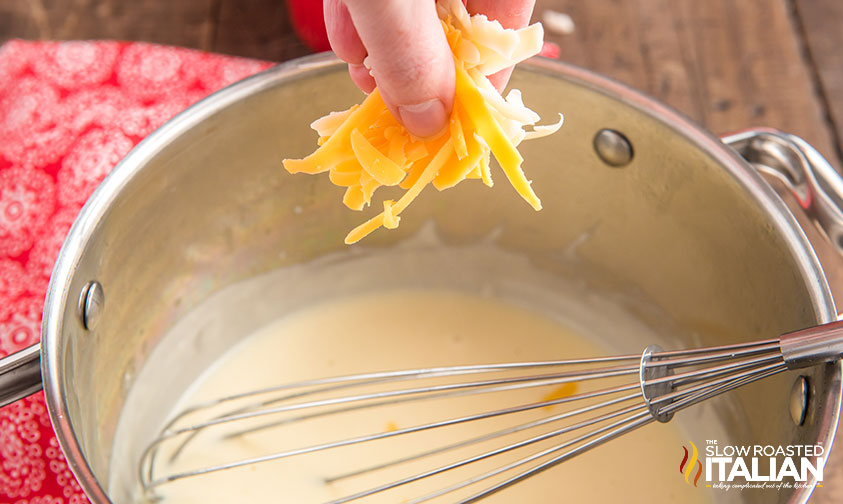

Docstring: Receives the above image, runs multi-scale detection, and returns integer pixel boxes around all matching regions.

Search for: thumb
[343,0,455,138]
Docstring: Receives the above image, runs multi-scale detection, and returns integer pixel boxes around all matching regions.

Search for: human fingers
[342,0,455,138]
[324,0,376,92]
[467,0,537,91]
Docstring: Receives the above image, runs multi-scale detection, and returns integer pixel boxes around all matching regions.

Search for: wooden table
[2,0,843,502]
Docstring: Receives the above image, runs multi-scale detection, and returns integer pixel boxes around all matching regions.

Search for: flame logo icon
[679,441,703,487]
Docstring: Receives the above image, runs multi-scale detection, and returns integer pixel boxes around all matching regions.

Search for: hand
[324,0,537,138]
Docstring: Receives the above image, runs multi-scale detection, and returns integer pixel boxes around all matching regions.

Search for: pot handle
[722,127,843,254]
[0,344,42,408]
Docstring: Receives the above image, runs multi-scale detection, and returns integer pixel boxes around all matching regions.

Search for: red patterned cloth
[0,39,273,504]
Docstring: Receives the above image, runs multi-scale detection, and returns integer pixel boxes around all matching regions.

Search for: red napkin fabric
[0,39,272,504]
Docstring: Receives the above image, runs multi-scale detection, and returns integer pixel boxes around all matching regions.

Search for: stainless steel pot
[1,54,842,503]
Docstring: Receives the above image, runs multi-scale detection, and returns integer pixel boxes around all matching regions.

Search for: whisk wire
[141,365,643,489]
[455,412,656,504]
[324,383,641,483]
[146,381,642,489]
[138,325,843,503]
[325,403,649,504]
[222,364,641,440]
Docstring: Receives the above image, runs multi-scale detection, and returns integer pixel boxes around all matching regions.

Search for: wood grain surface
[2,0,217,48]
[1,0,842,502]
[213,0,311,61]
[539,0,839,166]
[794,0,843,167]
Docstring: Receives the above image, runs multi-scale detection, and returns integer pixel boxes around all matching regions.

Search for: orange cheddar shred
[282,0,563,244]
[542,382,579,411]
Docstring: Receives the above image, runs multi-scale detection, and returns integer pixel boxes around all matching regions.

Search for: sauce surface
[144,290,713,503]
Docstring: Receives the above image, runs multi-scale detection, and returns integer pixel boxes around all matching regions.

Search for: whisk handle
[780,320,843,369]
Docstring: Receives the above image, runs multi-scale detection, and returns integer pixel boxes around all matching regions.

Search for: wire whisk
[138,321,843,503]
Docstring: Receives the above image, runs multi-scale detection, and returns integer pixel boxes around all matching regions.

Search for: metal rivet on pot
[77,281,104,331]
[789,376,809,426]
[593,129,634,167]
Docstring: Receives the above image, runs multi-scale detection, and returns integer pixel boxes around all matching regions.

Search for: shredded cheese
[282,0,564,244]
[542,382,579,410]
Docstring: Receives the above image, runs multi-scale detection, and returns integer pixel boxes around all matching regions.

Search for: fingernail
[398,99,447,138]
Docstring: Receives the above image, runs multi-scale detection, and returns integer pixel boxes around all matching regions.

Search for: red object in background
[0,39,272,504]
[539,41,561,59]
[287,0,331,52]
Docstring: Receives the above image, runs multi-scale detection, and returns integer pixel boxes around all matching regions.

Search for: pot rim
[40,53,841,503]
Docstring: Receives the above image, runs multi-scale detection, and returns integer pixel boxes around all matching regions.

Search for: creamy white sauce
[134,289,714,504]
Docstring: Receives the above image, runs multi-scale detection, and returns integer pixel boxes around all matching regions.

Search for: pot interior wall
[55,57,838,504]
